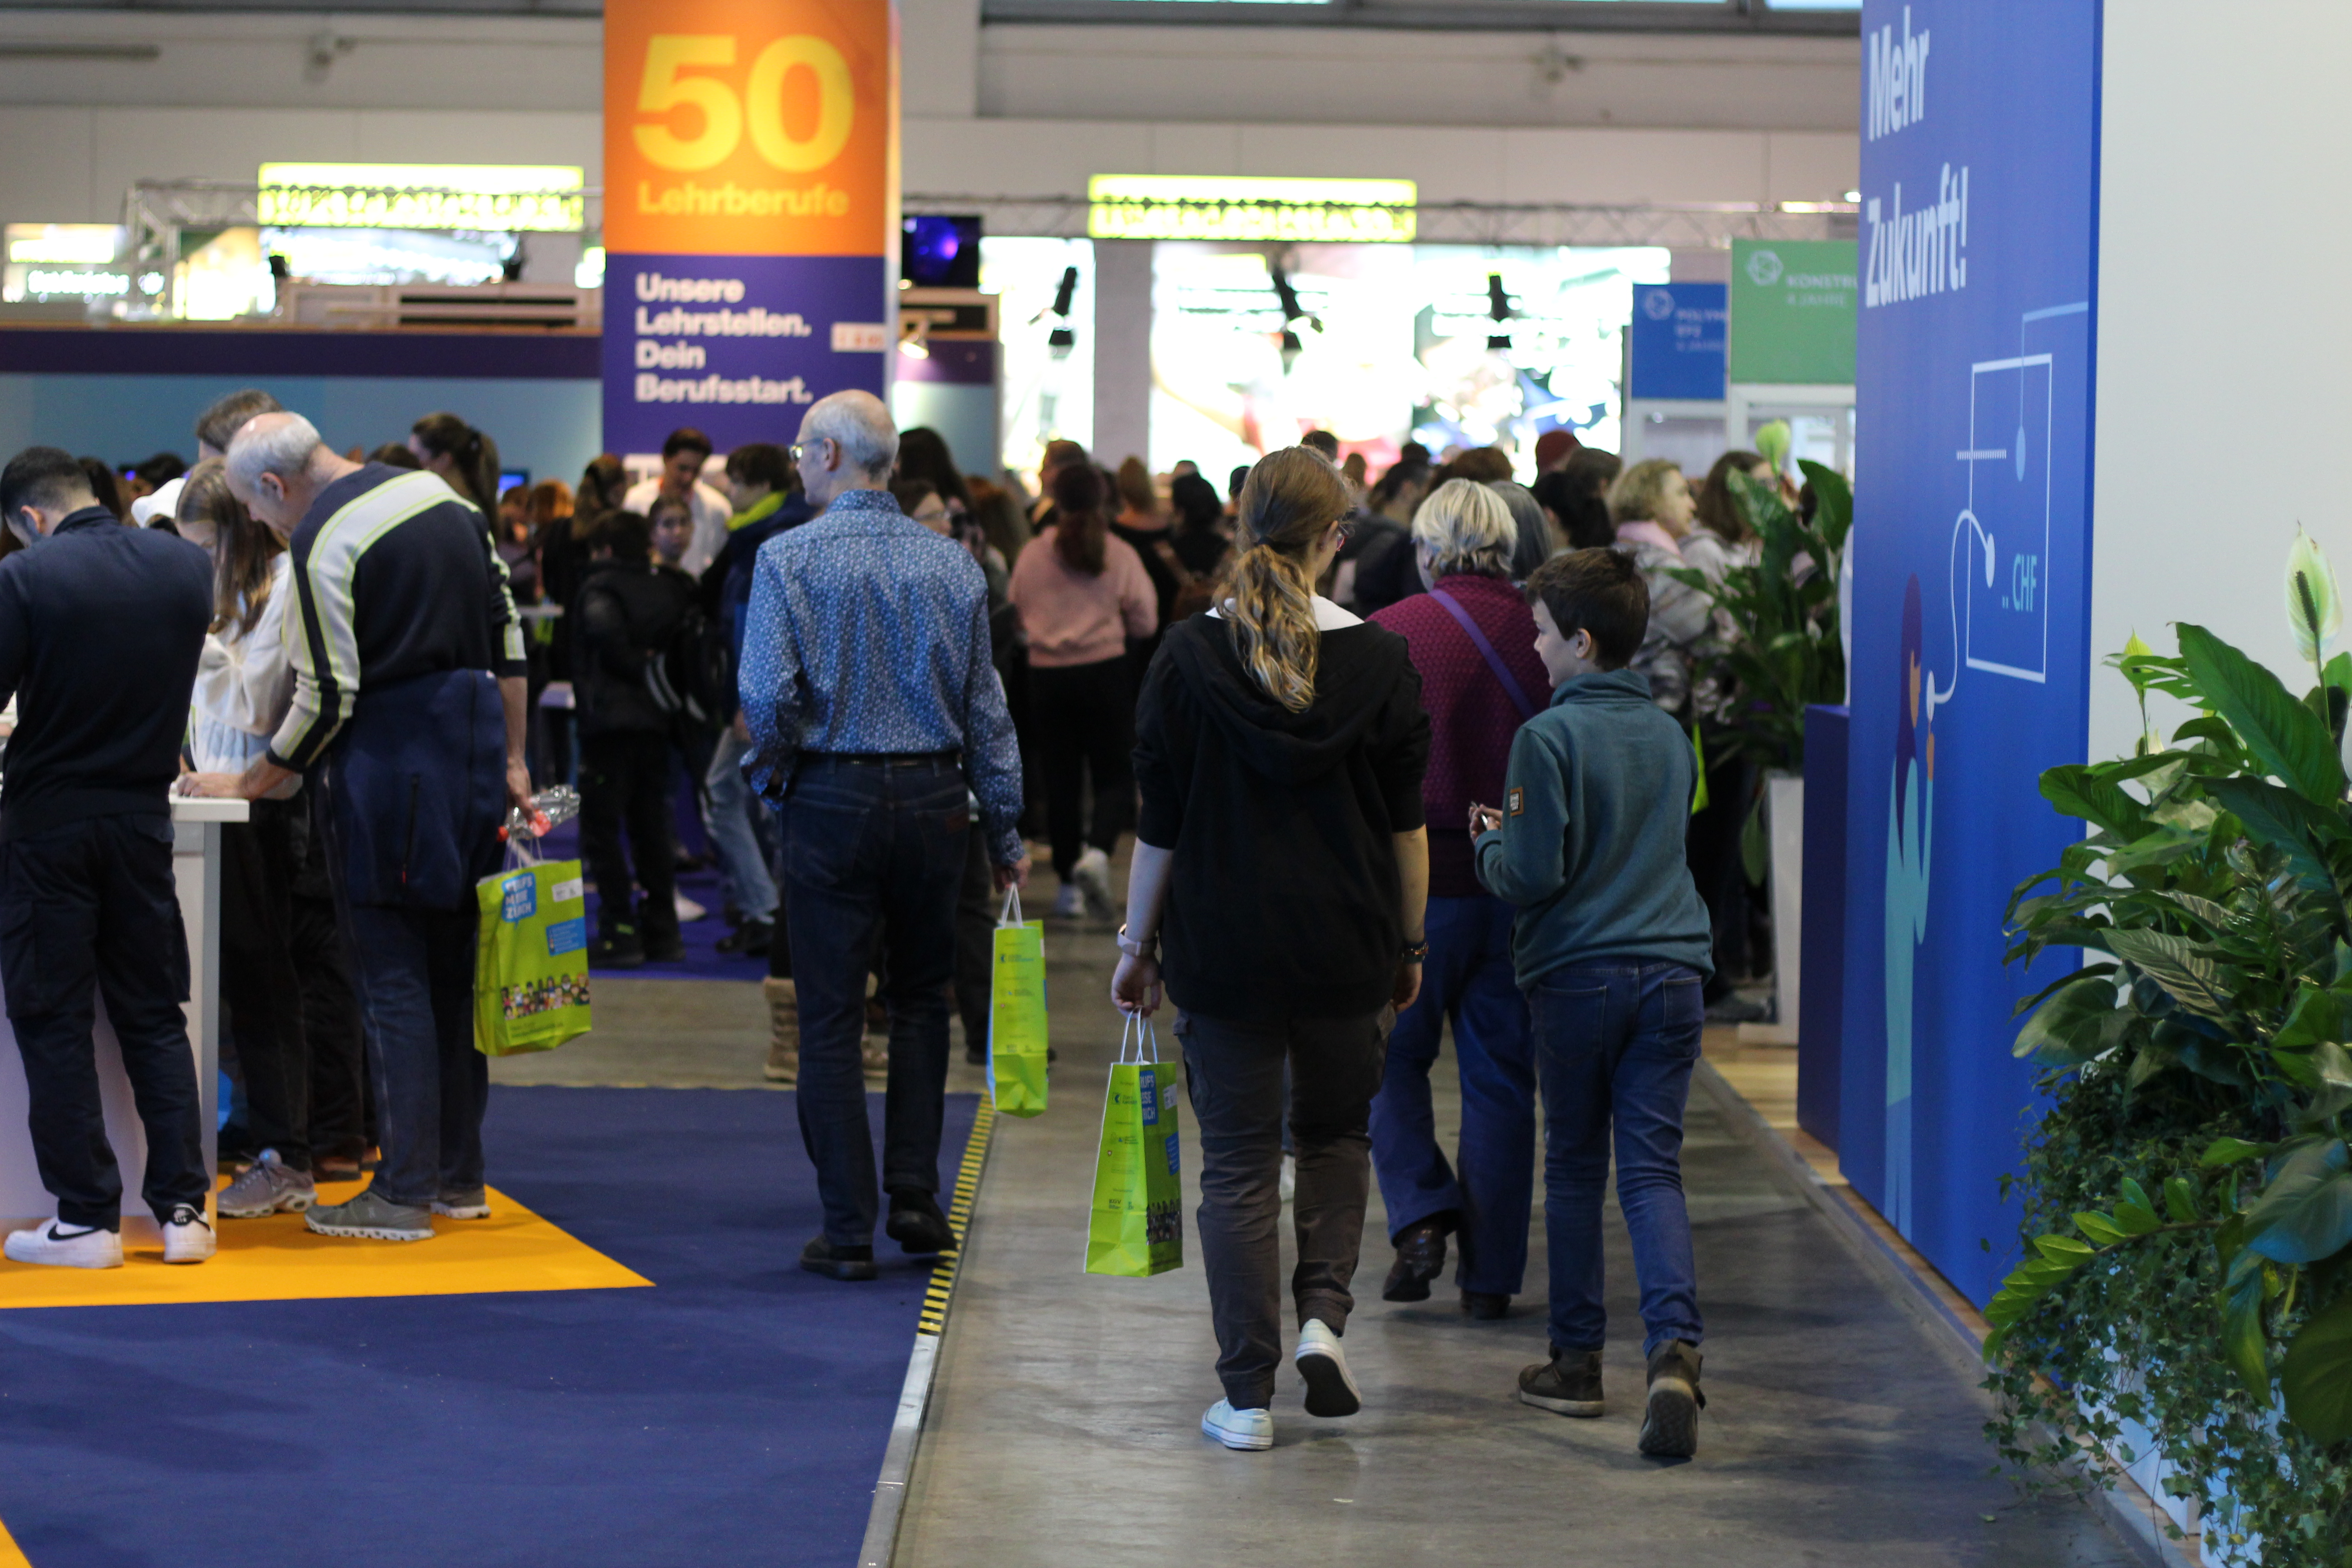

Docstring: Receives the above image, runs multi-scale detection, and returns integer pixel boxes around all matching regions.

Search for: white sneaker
[161,1204,216,1264]
[4,1219,123,1269]
[1049,881,1082,919]
[674,892,707,923]
[1071,846,1118,918]
[1295,1320,1362,1417]
[1279,1153,1296,1205]
[1201,1399,1274,1451]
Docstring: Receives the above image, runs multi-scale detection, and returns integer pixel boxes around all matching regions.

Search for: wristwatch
[1402,939,1430,963]
[1116,923,1157,959]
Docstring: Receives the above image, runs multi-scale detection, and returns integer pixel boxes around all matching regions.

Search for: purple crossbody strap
[1428,588,1539,720]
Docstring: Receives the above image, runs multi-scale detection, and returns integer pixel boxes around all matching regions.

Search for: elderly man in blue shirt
[740,389,1029,1281]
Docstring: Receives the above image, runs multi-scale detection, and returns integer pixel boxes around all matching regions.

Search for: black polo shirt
[0,508,213,839]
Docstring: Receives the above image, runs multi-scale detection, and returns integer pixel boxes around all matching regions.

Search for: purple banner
[601,252,889,457]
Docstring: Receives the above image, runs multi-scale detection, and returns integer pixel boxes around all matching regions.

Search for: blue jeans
[1528,960,1705,1356]
[1367,895,1535,1294]
[706,726,779,923]
[343,904,486,1210]
[781,755,966,1246]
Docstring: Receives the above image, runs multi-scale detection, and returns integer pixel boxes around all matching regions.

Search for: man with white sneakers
[0,447,218,1269]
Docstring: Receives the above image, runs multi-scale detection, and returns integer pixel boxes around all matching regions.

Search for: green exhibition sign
[1729,239,1858,385]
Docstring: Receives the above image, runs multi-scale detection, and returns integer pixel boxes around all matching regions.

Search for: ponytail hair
[1049,462,1108,577]
[1229,446,1350,712]
[411,412,501,519]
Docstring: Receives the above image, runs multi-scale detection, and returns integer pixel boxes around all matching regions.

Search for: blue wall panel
[1842,0,2101,1305]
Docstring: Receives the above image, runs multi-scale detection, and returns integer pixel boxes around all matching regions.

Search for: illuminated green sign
[1087,176,1416,243]
[257,163,586,232]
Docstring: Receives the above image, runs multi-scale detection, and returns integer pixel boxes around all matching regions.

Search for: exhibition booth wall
[1841,0,2352,1317]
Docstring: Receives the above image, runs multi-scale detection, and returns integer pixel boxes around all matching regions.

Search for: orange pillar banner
[602,0,899,458]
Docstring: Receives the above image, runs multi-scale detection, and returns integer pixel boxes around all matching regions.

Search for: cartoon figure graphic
[1884,575,1933,1234]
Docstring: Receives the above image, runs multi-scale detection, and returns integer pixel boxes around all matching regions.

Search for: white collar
[1209,594,1362,630]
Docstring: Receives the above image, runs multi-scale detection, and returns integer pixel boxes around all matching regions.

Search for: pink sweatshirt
[1009,526,1159,668]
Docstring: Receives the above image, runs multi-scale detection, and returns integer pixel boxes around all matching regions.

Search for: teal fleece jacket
[1474,667,1714,987]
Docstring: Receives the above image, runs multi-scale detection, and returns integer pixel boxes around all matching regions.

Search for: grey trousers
[1176,1007,1389,1411]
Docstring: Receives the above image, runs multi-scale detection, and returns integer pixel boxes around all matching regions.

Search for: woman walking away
[1606,459,1714,723]
[1007,462,1156,920]
[173,461,318,1217]
[1113,446,1430,1453]
[1366,480,1548,1319]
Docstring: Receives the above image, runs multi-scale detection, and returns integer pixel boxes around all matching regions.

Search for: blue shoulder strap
[1428,588,1539,721]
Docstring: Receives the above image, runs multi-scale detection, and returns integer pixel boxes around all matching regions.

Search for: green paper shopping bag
[1085,1015,1184,1278]
[474,859,593,1056]
[988,886,1049,1116]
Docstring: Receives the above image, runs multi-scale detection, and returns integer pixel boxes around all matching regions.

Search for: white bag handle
[1118,1012,1166,1066]
[1000,884,1024,927]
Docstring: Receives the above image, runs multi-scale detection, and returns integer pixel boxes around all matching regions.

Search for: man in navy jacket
[0,446,216,1269]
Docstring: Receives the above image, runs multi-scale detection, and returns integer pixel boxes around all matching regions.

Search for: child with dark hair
[1470,545,1714,1460]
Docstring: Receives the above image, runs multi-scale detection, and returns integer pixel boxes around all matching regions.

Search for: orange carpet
[0,1178,650,1310]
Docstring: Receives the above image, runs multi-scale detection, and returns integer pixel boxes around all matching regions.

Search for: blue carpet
[0,1086,977,1568]
[532,818,773,983]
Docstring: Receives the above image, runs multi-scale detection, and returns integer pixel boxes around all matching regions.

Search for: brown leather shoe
[1381,1215,1452,1302]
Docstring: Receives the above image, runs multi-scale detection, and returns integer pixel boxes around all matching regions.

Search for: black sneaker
[1517,1346,1604,1417]
[885,1190,955,1255]
[1381,1216,1450,1302]
[642,929,686,963]
[590,924,645,968]
[1638,1340,1705,1458]
[1460,1290,1510,1320]
[800,1236,877,1281]
[716,918,772,956]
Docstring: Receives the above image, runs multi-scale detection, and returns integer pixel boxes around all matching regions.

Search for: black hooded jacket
[1133,610,1430,1021]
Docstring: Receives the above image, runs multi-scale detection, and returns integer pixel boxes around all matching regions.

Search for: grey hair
[225,412,323,494]
[1411,478,1517,578]
[799,389,898,477]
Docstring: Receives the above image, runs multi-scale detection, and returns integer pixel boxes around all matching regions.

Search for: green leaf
[2012,972,2125,1065]
[2179,622,2347,805]
[2282,1293,2352,1442]
[2112,1200,2164,1238]
[2245,1139,2352,1264]
[2277,981,2348,1052]
[2039,764,2154,838]
[2103,928,2237,1021]
[2033,1234,2097,1265]
[2294,1041,2352,1129]
[2075,1211,2130,1245]
[2200,776,2346,898]
[2223,1249,2273,1401]
[2164,1177,2200,1224]
[2202,1136,2275,1167]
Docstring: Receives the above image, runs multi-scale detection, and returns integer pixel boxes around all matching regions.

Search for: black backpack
[643,600,734,731]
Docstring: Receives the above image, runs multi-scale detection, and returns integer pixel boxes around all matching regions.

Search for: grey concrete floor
[893,923,2145,1568]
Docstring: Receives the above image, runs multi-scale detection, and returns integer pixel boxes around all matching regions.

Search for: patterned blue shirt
[739,487,1024,864]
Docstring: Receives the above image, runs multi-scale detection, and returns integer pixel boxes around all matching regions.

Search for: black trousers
[1176,1007,1387,1411]
[0,813,208,1229]
[953,821,994,1050]
[1030,656,1134,879]
[1685,742,1754,998]
[291,789,370,1164]
[782,756,965,1244]
[578,730,679,939]
[220,798,311,1169]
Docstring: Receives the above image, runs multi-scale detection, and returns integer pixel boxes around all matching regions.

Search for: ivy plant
[1987,534,2352,1558]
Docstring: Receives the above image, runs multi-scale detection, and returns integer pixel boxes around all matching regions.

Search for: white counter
[0,796,248,1233]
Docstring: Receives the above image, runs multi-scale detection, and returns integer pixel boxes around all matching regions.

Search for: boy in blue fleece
[1470,546,1712,1459]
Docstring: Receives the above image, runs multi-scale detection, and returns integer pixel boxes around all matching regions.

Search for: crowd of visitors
[0,379,1797,1464]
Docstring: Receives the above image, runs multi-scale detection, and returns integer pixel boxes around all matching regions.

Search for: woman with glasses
[1112,445,1431,1452]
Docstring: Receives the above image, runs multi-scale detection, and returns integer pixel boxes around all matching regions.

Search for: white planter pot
[1738,769,1804,1045]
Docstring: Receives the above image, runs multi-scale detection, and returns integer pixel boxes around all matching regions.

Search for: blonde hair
[1606,458,1684,525]
[1411,478,1516,578]
[1230,447,1351,712]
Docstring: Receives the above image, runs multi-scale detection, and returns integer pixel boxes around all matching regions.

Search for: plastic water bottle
[503,784,580,843]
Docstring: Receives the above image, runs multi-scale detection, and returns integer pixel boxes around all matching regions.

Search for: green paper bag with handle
[988,886,1049,1116]
[474,858,593,1056]
[1085,1014,1185,1278]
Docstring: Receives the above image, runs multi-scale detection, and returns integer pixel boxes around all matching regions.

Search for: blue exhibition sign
[1842,0,2098,1307]
[600,253,890,459]
[1627,282,1727,401]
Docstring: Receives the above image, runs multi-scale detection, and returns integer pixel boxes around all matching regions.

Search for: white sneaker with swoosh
[4,1219,123,1269]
